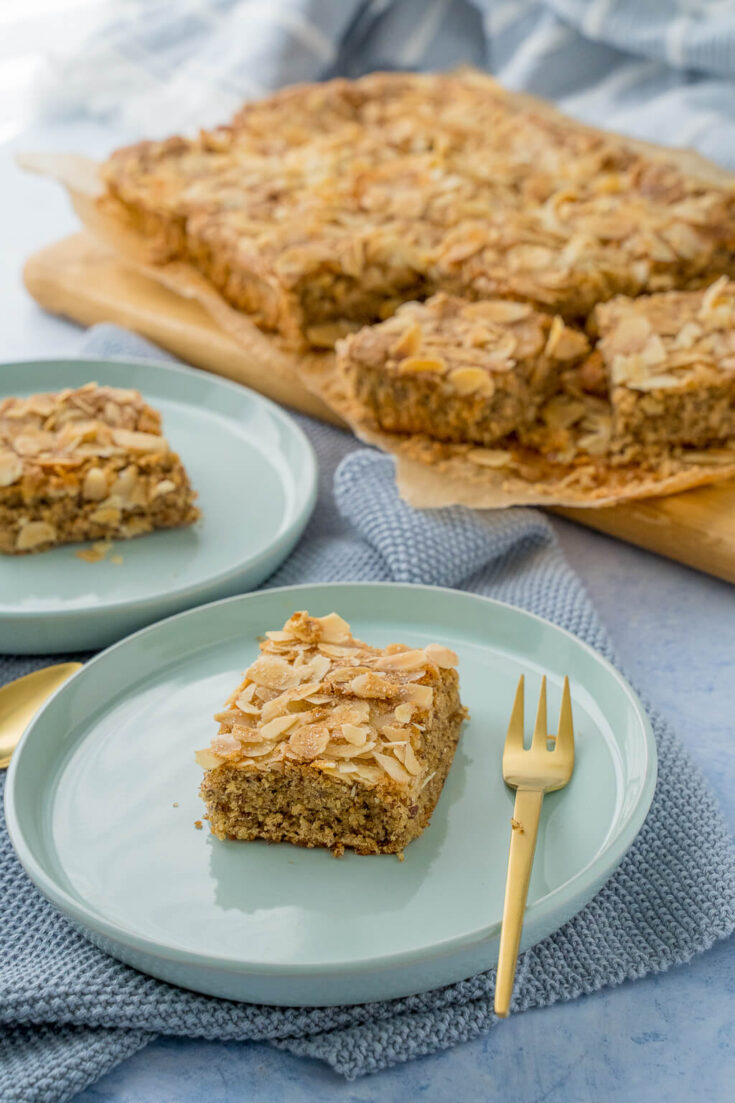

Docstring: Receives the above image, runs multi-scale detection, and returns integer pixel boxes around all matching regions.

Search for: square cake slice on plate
[196,611,466,856]
[336,293,590,447]
[0,382,199,554]
[594,277,735,450]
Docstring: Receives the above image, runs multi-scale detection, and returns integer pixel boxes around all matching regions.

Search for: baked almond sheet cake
[90,69,735,508]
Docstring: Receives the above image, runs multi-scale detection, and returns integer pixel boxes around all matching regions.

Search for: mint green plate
[5,583,657,1006]
[0,359,316,652]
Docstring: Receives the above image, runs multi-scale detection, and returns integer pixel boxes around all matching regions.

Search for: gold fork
[494,674,575,1018]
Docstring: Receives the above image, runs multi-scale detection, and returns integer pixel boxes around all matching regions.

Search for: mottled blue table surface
[2,129,733,1103]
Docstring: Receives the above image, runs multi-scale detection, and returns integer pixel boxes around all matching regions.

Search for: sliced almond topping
[265,630,294,642]
[111,428,167,453]
[394,703,414,724]
[195,748,225,770]
[398,356,446,374]
[211,731,242,755]
[350,672,401,699]
[341,722,370,746]
[0,450,23,487]
[544,316,589,361]
[448,367,495,396]
[259,713,299,741]
[15,521,57,551]
[462,299,532,323]
[82,467,108,501]
[390,321,422,359]
[287,723,330,761]
[316,612,352,643]
[374,752,412,785]
[403,742,422,775]
[151,479,177,499]
[606,315,652,356]
[424,643,459,668]
[403,684,434,709]
[375,649,427,671]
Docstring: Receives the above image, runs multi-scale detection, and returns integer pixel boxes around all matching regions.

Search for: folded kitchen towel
[0,324,734,1103]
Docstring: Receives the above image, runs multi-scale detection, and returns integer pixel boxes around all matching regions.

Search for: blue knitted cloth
[1,326,734,1103]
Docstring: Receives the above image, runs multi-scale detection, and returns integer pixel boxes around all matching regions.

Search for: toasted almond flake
[111,428,168,453]
[424,643,458,668]
[151,478,177,499]
[236,740,276,757]
[211,731,242,755]
[0,451,23,487]
[448,367,495,396]
[461,299,532,323]
[403,684,434,709]
[403,743,422,775]
[375,649,427,671]
[259,713,299,741]
[544,316,589,361]
[374,752,412,785]
[419,770,437,792]
[342,722,370,745]
[606,315,652,356]
[350,672,401,699]
[15,521,57,551]
[265,630,294,642]
[82,467,108,501]
[316,612,352,643]
[394,703,414,723]
[390,321,422,358]
[287,723,330,761]
[195,748,225,770]
[398,356,446,374]
[246,654,304,691]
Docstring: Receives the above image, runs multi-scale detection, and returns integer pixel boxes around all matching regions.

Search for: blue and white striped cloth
[34,0,735,172]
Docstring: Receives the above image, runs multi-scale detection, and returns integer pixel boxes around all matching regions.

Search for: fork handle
[494,787,545,1018]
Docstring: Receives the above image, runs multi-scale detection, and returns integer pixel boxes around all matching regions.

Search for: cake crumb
[396,851,405,862]
[110,554,124,565]
[172,802,180,808]
[76,541,113,563]
[511,818,524,832]
[194,820,203,830]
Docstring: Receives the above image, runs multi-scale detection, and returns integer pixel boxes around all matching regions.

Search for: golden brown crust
[0,383,199,553]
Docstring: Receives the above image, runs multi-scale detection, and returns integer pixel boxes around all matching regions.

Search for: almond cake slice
[594,277,735,449]
[196,611,466,856]
[0,382,199,554]
[335,293,590,447]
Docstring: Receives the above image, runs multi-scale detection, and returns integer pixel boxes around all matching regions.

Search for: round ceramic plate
[0,359,316,652]
[5,583,656,1006]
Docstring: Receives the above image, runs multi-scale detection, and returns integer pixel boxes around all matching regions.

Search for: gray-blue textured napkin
[1,325,734,1103]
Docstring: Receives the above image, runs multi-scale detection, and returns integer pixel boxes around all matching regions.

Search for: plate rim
[4,580,658,981]
[0,356,318,619]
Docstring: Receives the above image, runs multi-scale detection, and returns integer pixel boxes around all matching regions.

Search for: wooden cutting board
[23,232,735,584]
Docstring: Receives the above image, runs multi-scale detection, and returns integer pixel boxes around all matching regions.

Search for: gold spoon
[0,663,82,769]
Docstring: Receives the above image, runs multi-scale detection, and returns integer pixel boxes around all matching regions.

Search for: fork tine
[531,675,547,750]
[504,675,525,752]
[555,676,574,757]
